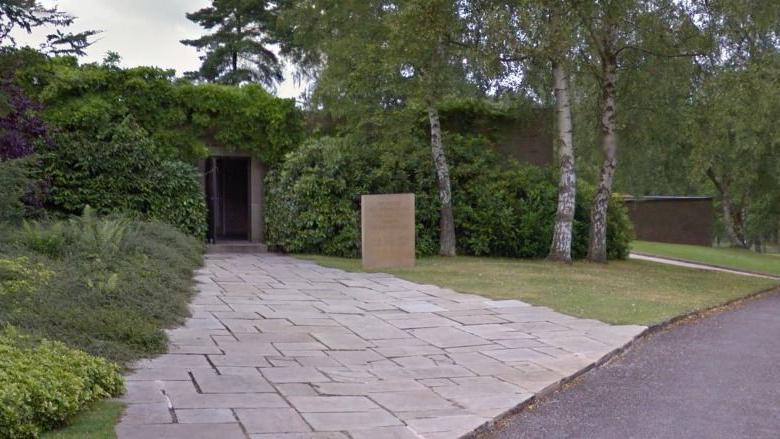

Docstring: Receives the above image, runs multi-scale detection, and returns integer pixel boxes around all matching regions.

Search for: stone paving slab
[116,254,645,439]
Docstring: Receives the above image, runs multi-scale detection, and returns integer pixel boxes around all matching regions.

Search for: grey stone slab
[175,408,236,424]
[410,327,490,348]
[168,392,289,409]
[276,383,318,397]
[369,390,455,412]
[288,396,381,412]
[208,353,273,367]
[115,423,246,439]
[134,354,212,369]
[120,402,173,425]
[236,408,311,433]
[405,414,488,434]
[261,366,330,383]
[315,380,425,396]
[301,410,402,431]
[327,350,384,366]
[192,370,274,393]
[349,427,422,439]
[481,348,554,362]
[251,434,348,439]
[332,315,411,340]
[312,332,374,350]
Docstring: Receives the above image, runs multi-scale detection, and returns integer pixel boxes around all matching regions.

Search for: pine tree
[181,0,282,87]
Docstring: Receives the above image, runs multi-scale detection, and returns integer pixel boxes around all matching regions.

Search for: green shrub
[0,328,124,439]
[1,217,203,364]
[266,134,632,259]
[0,157,34,224]
[42,118,207,238]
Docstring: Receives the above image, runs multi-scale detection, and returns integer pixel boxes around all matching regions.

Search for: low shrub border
[0,329,124,438]
[0,209,204,437]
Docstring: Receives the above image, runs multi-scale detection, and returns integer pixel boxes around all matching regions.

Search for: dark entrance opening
[206,156,250,243]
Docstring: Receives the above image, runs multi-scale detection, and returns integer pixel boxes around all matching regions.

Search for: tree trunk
[548,62,576,263]
[706,168,749,248]
[428,105,456,256]
[587,53,618,263]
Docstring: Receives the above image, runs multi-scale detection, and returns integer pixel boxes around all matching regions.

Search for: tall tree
[277,0,473,256]
[573,0,701,262]
[470,0,578,262]
[0,0,96,56]
[182,0,282,87]
[688,0,780,249]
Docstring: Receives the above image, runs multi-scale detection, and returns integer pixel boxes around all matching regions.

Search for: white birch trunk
[587,53,618,263]
[548,61,576,263]
[428,105,456,256]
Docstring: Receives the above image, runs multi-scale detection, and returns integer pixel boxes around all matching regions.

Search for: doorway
[206,156,251,243]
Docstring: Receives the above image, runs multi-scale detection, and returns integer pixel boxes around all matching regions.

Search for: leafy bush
[41,119,207,238]
[266,134,632,259]
[0,157,34,224]
[0,213,203,363]
[0,328,124,438]
[17,55,303,163]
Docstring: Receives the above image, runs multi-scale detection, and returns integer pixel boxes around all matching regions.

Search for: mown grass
[41,401,124,439]
[632,240,780,277]
[305,255,778,325]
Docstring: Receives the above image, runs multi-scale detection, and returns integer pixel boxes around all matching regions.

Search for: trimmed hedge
[0,329,124,439]
[266,135,632,259]
[41,118,207,238]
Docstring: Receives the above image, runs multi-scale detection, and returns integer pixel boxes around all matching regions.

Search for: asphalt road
[481,289,780,439]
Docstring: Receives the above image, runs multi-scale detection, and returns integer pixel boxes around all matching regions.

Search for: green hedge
[266,135,632,259]
[41,118,207,238]
[0,329,124,439]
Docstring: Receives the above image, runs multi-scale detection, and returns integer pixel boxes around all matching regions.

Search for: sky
[12,0,305,99]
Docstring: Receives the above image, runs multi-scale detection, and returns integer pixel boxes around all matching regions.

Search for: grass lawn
[632,240,780,277]
[42,401,123,439]
[305,255,778,326]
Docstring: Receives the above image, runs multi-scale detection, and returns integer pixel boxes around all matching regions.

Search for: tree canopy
[182,0,283,87]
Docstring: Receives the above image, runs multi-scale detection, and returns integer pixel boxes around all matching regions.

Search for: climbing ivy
[17,55,303,164]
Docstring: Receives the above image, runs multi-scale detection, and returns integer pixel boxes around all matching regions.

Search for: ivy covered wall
[17,54,303,164]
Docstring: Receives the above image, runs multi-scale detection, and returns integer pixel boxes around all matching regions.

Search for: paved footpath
[116,254,644,439]
[482,290,780,439]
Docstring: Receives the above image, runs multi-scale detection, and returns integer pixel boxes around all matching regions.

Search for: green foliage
[0,328,123,439]
[0,256,52,296]
[41,119,208,238]
[266,134,632,259]
[0,215,204,364]
[18,56,303,163]
[0,156,33,223]
[181,0,282,86]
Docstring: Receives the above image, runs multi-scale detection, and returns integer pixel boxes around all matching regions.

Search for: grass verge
[632,240,780,277]
[41,401,124,439]
[304,255,778,325]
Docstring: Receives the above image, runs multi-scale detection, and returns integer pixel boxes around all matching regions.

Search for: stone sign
[361,194,415,269]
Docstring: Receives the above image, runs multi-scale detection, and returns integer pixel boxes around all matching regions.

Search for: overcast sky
[13,0,305,99]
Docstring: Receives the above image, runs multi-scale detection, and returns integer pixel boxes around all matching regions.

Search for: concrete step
[207,242,268,254]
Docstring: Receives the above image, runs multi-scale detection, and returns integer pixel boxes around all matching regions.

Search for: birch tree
[471,1,578,262]
[277,0,472,256]
[573,0,700,262]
